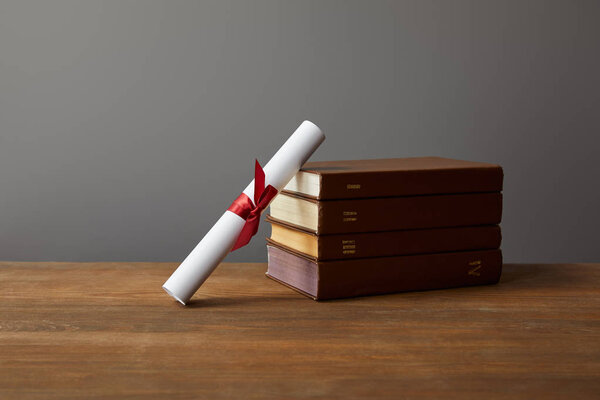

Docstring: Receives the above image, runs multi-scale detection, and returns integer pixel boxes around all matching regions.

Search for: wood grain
[0,262,599,399]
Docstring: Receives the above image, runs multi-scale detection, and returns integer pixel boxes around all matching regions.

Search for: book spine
[317,249,503,300]
[318,167,503,199]
[317,192,502,234]
[317,225,501,260]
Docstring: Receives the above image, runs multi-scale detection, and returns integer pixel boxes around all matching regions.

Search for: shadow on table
[183,264,592,308]
[184,295,299,308]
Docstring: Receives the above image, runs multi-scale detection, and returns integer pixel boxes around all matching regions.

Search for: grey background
[1,0,599,263]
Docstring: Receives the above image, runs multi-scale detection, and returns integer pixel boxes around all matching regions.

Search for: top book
[283,157,503,200]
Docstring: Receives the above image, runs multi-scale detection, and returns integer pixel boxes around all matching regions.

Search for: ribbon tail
[253,159,265,205]
[231,222,253,251]
[231,215,260,252]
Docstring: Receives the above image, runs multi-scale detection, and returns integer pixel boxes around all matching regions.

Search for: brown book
[283,157,503,200]
[266,244,503,300]
[266,217,501,260]
[269,191,502,234]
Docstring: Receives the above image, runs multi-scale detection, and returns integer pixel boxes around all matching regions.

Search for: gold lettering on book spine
[342,211,357,222]
[341,239,356,255]
[468,260,482,276]
[346,184,361,190]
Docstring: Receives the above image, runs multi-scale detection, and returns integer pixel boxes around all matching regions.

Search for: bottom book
[266,244,503,300]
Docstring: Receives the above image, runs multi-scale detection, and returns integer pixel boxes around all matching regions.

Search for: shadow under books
[182,264,585,308]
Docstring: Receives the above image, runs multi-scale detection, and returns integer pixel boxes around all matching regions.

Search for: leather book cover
[283,157,503,200]
[266,216,502,260]
[279,191,503,234]
[266,244,503,300]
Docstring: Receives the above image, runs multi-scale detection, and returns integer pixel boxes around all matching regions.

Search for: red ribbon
[228,159,278,252]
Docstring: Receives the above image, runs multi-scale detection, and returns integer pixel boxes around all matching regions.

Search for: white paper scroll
[162,121,325,304]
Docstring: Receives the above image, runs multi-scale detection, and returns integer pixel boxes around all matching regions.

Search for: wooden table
[0,262,599,399]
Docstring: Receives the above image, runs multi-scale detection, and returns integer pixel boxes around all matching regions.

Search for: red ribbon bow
[228,159,278,252]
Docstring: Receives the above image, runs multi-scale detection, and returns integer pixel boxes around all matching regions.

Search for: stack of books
[265,157,504,300]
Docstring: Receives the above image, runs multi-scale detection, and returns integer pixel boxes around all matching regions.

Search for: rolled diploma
[162,120,325,304]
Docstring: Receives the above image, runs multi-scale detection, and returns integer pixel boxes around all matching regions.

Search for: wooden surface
[0,262,599,399]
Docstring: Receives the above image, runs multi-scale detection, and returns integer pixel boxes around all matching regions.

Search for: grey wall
[1,0,599,263]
